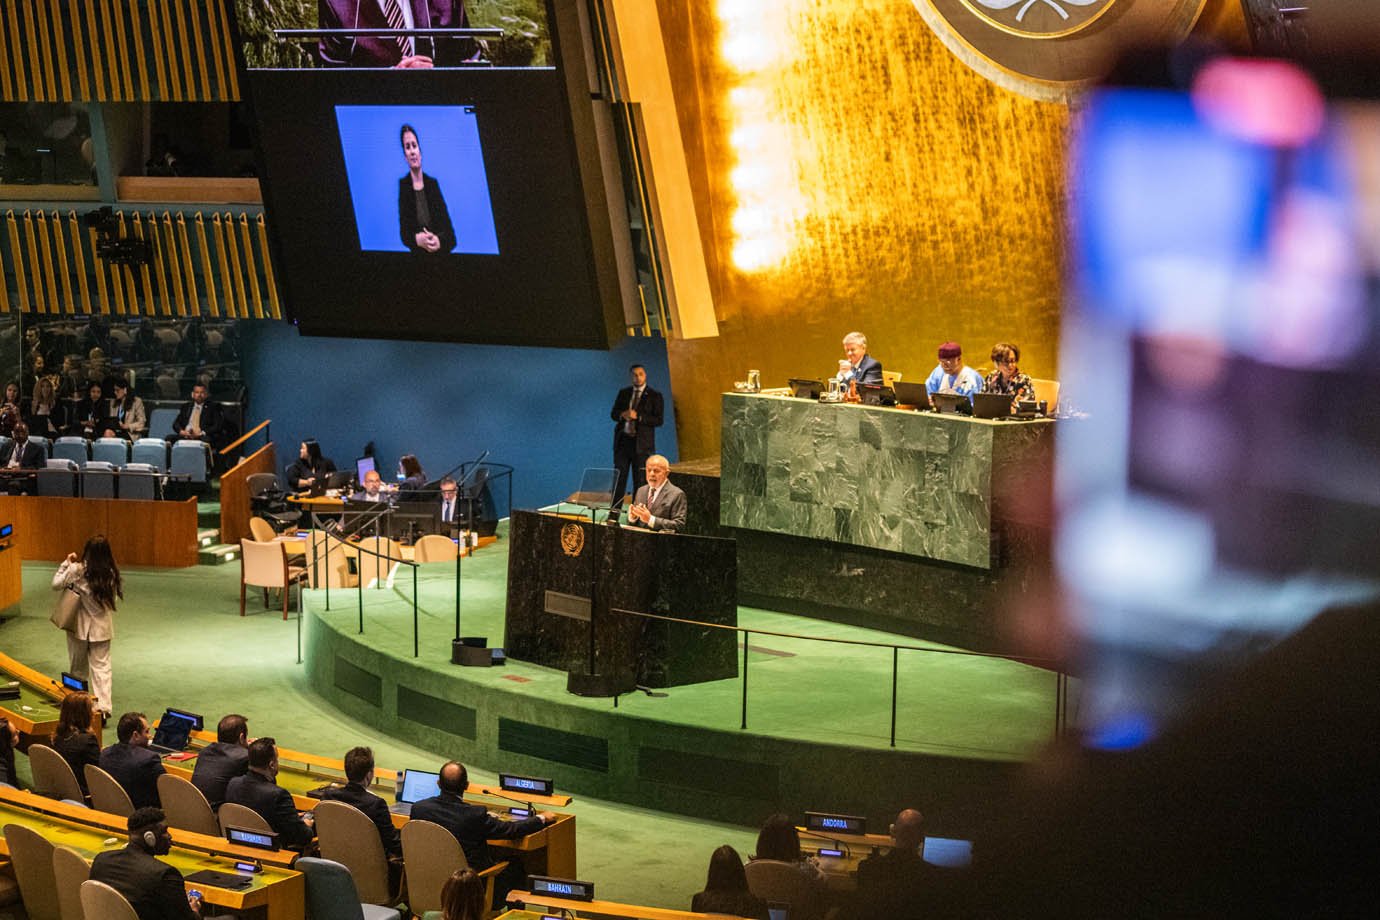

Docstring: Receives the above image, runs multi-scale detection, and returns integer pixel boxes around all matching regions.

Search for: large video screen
[250,67,613,347]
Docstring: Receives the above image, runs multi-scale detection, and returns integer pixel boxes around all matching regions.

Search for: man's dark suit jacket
[0,438,44,469]
[629,480,687,533]
[853,848,945,919]
[398,174,457,254]
[189,741,248,809]
[225,769,314,849]
[170,400,225,445]
[843,354,884,386]
[90,845,198,920]
[610,385,664,453]
[318,0,471,67]
[321,781,402,857]
[409,791,543,870]
[99,742,165,810]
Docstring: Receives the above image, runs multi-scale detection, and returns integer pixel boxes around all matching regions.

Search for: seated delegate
[925,341,983,405]
[984,341,1036,407]
[836,331,883,387]
[286,439,336,492]
[104,378,148,440]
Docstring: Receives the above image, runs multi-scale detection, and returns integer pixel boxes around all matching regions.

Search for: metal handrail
[608,607,1071,746]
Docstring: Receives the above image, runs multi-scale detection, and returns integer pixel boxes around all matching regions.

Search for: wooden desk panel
[0,496,198,568]
[0,537,19,612]
[221,443,277,547]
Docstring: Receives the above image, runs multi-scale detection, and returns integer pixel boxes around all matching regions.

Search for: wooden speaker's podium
[504,508,738,695]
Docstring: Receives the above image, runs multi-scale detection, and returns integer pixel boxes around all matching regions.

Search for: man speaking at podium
[626,455,686,533]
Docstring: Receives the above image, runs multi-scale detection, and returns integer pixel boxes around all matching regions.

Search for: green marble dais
[721,394,1048,568]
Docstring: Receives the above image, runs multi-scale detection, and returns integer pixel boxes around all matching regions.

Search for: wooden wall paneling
[220,443,277,547]
[103,497,199,567]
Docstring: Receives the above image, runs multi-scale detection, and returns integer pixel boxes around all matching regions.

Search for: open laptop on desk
[149,708,201,756]
[892,381,930,408]
[390,768,441,815]
[972,392,1014,419]
[788,378,823,399]
[930,392,968,414]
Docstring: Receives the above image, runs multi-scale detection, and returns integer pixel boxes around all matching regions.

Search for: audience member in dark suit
[171,382,225,448]
[99,712,166,809]
[691,845,769,919]
[409,761,556,905]
[50,691,101,796]
[322,746,402,893]
[611,364,664,501]
[285,439,337,493]
[224,737,315,850]
[837,331,884,388]
[69,380,111,438]
[89,807,202,920]
[318,0,475,68]
[852,809,946,920]
[189,713,249,809]
[1,422,45,469]
[626,455,687,533]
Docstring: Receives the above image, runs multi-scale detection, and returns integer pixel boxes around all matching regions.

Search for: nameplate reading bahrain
[560,523,584,557]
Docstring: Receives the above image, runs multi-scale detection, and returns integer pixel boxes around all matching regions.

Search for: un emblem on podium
[560,523,585,557]
[912,0,1205,100]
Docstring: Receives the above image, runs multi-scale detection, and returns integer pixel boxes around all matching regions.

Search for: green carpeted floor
[0,528,1060,909]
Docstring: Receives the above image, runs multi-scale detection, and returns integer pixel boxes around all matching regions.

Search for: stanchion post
[890,646,898,748]
[296,578,302,665]
[357,536,364,634]
[412,564,419,658]
[454,534,462,641]
[741,630,749,730]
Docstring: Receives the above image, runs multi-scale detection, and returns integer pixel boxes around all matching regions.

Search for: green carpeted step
[196,528,220,548]
[197,543,239,566]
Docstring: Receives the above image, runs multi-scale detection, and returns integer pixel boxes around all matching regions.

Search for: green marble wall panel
[721,394,1053,569]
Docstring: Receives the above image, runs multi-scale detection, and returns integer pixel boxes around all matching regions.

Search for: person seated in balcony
[25,375,65,439]
[0,381,21,438]
[103,378,147,440]
[171,381,226,448]
[69,380,111,439]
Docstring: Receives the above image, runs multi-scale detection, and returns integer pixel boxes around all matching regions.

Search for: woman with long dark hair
[286,439,336,492]
[692,845,769,918]
[51,535,123,716]
[50,690,100,793]
[397,453,427,502]
[440,868,485,920]
[749,813,826,887]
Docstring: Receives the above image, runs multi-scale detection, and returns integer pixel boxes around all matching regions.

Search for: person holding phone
[90,808,203,920]
[398,124,457,254]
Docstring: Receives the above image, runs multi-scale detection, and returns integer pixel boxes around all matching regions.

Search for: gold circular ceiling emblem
[912,0,1207,101]
[560,522,585,557]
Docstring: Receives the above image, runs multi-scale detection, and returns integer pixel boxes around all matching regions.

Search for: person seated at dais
[397,454,427,501]
[351,469,389,503]
[286,439,336,492]
[89,807,203,920]
[984,342,1036,408]
[925,341,983,405]
[836,331,883,387]
[190,713,250,810]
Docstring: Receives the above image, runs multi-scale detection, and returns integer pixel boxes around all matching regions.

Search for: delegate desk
[0,786,302,920]
[721,393,1054,570]
[504,509,738,691]
[503,898,753,920]
[163,729,577,877]
[0,652,100,748]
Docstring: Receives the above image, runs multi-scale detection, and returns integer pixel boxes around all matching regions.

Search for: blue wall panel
[238,323,678,512]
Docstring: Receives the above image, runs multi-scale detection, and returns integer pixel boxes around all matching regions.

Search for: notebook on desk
[389,768,441,815]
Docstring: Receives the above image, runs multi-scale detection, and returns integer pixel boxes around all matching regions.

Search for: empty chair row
[32,461,162,500]
[7,437,212,482]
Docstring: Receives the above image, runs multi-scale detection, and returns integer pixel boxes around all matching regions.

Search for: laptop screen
[152,709,199,751]
[398,769,442,804]
[922,836,973,868]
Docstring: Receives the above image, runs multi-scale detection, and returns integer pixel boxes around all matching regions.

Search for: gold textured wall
[657,0,1070,460]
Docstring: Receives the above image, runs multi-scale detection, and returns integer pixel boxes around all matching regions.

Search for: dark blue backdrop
[238,323,678,512]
